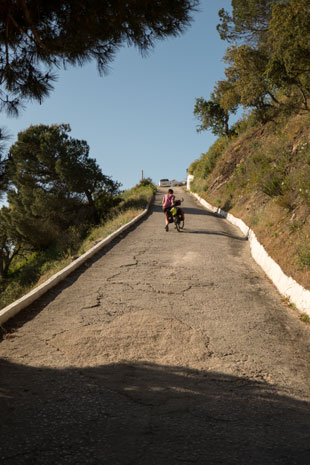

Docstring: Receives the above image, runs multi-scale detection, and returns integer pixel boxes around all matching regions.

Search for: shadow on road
[179,229,247,241]
[1,359,309,464]
[181,206,222,217]
[152,204,218,217]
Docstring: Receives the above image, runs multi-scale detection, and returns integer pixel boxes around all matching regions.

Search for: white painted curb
[191,191,310,316]
[0,200,153,325]
[187,174,194,191]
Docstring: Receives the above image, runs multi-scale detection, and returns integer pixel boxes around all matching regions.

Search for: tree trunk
[267,91,280,105]
[224,112,230,137]
[0,244,21,278]
[85,190,100,224]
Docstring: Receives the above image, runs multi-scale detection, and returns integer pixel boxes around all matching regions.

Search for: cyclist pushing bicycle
[162,189,184,232]
[162,189,175,231]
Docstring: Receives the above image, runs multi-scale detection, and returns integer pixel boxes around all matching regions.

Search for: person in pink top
[162,188,175,231]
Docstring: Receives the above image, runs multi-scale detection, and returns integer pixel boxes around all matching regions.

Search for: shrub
[296,166,310,205]
[187,159,200,175]
[297,241,310,268]
[276,191,296,211]
[300,312,310,324]
[261,173,284,197]
[190,136,228,181]
[137,177,154,188]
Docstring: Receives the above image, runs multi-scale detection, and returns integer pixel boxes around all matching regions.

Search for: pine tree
[0,206,24,278]
[0,128,10,198]
[0,0,199,115]
[217,0,276,45]
[6,123,120,248]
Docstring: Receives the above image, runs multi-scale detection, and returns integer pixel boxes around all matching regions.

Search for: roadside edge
[0,199,154,325]
[191,191,310,317]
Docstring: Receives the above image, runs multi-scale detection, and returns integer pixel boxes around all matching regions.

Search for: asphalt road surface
[1,187,310,464]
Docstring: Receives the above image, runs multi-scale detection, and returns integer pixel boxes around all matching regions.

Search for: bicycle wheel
[178,209,184,229]
[174,216,181,232]
[177,212,184,229]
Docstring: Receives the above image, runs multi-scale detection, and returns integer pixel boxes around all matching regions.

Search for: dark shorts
[163,206,172,222]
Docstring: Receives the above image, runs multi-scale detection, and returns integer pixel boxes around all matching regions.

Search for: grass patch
[77,208,144,256]
[250,215,261,226]
[297,241,310,268]
[300,312,310,324]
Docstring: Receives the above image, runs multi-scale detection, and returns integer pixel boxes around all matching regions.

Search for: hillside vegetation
[189,110,310,290]
[190,0,310,291]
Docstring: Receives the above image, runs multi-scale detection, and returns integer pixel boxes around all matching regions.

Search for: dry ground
[1,188,310,464]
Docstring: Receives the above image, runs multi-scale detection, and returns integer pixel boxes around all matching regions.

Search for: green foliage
[289,221,303,234]
[267,0,310,108]
[94,191,122,221]
[193,80,238,137]
[212,0,310,124]
[234,111,265,135]
[6,124,120,249]
[187,159,200,175]
[196,1,286,133]
[300,312,310,323]
[137,177,156,188]
[295,166,310,206]
[0,123,121,279]
[0,206,25,278]
[250,215,261,226]
[194,97,229,137]
[118,182,156,211]
[190,137,227,183]
[297,242,310,268]
[276,191,296,211]
[0,246,69,310]
[224,44,279,115]
[0,0,198,115]
[0,128,10,194]
[261,172,284,197]
[195,0,310,144]
[217,0,274,44]
[217,79,240,114]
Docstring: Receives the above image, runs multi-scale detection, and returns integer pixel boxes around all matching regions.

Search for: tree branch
[267,91,280,105]
[18,0,50,52]
[5,17,9,66]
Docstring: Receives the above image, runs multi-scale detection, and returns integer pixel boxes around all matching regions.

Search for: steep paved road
[1,188,310,464]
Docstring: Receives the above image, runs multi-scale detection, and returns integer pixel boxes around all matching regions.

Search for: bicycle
[168,199,184,232]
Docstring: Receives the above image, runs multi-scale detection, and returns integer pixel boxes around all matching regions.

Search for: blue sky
[1,0,233,190]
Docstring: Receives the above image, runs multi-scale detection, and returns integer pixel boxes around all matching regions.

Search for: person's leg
[164,207,169,231]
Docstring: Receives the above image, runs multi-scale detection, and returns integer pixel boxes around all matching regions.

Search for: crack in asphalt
[106,271,122,281]
[81,287,104,309]
[106,281,135,290]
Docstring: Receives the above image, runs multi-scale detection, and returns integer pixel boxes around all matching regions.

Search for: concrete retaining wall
[187,174,194,191]
[0,202,152,325]
[191,191,310,316]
